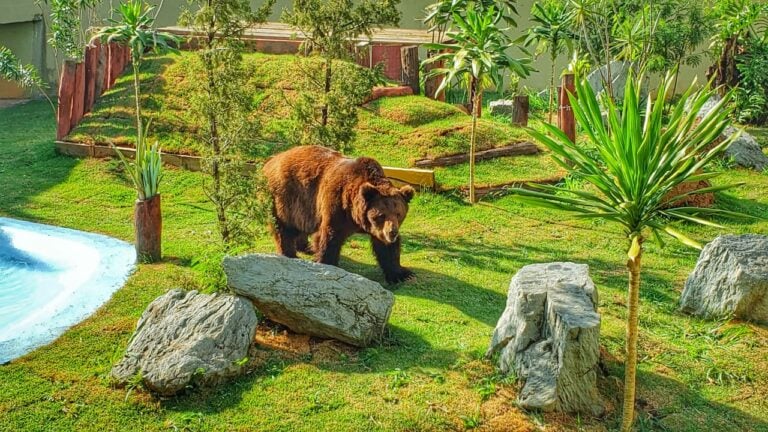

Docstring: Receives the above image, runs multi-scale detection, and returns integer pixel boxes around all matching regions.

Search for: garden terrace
[65,52,565,191]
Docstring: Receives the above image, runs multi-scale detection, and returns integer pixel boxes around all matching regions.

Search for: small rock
[680,235,768,323]
[488,262,603,415]
[223,254,394,347]
[695,95,768,171]
[111,289,258,396]
[489,99,516,116]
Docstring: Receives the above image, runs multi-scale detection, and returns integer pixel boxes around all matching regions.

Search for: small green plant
[0,46,54,113]
[387,368,412,390]
[460,413,482,429]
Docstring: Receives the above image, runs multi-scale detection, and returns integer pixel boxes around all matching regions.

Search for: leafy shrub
[733,38,768,125]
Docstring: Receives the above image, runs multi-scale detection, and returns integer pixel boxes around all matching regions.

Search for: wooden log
[123,44,131,69]
[106,43,115,89]
[450,176,563,199]
[56,60,77,140]
[400,45,420,95]
[414,142,539,168]
[511,95,529,127]
[364,85,413,103]
[558,73,576,143]
[70,61,86,129]
[95,40,107,98]
[84,44,98,112]
[135,194,162,263]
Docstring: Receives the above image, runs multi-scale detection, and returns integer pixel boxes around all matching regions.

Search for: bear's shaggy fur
[263,145,415,284]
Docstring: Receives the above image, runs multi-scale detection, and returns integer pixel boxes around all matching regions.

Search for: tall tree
[283,0,400,152]
[423,7,532,204]
[519,0,576,121]
[179,0,274,247]
[510,74,749,431]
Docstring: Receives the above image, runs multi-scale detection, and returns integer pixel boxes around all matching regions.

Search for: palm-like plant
[511,74,749,431]
[92,0,178,262]
[519,0,575,121]
[423,7,532,203]
[93,0,177,157]
[0,46,55,113]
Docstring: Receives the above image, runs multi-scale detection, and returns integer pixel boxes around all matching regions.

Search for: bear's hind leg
[273,221,302,258]
[372,237,414,284]
[295,235,313,255]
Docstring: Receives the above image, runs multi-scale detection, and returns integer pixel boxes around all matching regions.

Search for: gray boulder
[111,289,258,396]
[695,95,768,171]
[489,99,516,116]
[223,254,394,347]
[488,262,603,415]
[680,235,768,323]
[586,61,646,102]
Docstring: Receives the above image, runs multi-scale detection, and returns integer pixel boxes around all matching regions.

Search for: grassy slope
[2,101,768,431]
[67,53,562,189]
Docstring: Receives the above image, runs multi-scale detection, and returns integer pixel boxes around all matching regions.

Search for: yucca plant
[423,7,532,203]
[510,74,750,431]
[92,0,178,262]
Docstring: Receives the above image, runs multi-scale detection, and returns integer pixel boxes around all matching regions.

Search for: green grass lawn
[2,99,768,432]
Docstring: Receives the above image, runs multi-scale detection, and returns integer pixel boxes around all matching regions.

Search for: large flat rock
[680,235,768,323]
[223,254,394,347]
[488,262,603,415]
[111,289,257,396]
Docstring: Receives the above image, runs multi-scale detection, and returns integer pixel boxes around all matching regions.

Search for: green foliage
[282,0,400,152]
[733,37,768,124]
[290,59,377,152]
[0,47,45,90]
[512,73,752,431]
[424,0,520,39]
[423,7,532,202]
[181,0,274,247]
[38,0,103,60]
[282,0,401,60]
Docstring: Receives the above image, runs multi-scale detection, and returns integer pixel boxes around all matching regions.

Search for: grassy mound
[68,52,543,188]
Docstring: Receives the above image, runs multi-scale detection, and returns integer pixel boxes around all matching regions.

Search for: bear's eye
[373,213,385,222]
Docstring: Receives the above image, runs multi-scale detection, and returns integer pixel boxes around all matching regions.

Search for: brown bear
[263,145,415,284]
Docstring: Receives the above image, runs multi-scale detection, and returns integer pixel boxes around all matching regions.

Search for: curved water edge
[0,217,136,364]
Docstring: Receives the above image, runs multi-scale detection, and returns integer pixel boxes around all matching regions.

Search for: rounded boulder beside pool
[0,217,135,364]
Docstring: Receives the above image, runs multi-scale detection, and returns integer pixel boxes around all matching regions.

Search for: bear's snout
[386,226,399,243]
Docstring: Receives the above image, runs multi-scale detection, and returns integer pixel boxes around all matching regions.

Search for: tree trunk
[469,77,481,204]
[400,45,420,95]
[135,194,162,263]
[549,57,556,123]
[204,63,230,245]
[621,240,643,432]
[321,57,332,127]
[133,63,143,146]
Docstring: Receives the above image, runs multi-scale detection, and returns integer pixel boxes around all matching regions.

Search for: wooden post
[95,40,107,98]
[400,45,420,95]
[56,60,77,140]
[511,95,529,127]
[84,44,98,112]
[135,194,162,263]
[558,73,576,143]
[70,61,86,130]
[423,50,445,102]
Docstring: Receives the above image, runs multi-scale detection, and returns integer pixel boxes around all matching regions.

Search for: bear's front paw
[385,267,415,285]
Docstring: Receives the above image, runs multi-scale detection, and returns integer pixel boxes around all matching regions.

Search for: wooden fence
[56,42,131,140]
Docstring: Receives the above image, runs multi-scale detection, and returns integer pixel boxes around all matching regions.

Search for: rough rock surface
[695,96,768,171]
[586,61,647,102]
[488,262,603,415]
[223,254,394,347]
[111,289,258,396]
[489,99,516,116]
[680,235,768,323]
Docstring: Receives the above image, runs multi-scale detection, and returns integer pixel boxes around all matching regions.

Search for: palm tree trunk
[469,77,480,204]
[621,241,643,432]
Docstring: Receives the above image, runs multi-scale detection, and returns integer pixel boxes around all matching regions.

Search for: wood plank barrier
[558,73,576,143]
[56,42,131,141]
[56,61,77,140]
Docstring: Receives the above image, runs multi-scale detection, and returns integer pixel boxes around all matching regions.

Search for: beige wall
[0,0,708,98]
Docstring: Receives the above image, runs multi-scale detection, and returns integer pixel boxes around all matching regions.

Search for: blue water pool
[0,217,135,364]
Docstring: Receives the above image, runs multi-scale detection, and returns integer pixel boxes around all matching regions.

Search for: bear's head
[358,183,415,245]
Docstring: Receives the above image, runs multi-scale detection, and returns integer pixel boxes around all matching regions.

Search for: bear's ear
[360,182,380,203]
[400,185,415,203]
